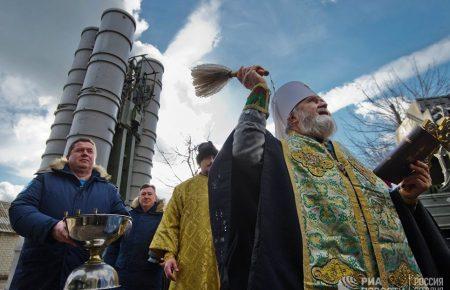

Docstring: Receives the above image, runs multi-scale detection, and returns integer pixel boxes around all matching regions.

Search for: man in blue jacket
[9,137,128,290]
[104,184,164,290]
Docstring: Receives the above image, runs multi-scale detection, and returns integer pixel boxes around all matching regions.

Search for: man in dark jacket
[9,137,128,290]
[104,184,164,290]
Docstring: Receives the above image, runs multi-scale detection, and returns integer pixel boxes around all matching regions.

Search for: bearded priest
[208,65,449,290]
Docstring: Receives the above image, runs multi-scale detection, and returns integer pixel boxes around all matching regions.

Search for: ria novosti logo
[337,275,444,290]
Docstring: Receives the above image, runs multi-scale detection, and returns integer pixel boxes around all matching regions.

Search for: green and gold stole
[282,132,423,289]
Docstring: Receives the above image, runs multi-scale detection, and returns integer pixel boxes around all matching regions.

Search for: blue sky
[140,0,449,89]
[0,0,449,200]
[136,0,450,143]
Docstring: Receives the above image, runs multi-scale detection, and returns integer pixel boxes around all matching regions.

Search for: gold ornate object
[422,119,439,137]
[63,214,132,290]
[436,117,450,151]
[422,117,450,151]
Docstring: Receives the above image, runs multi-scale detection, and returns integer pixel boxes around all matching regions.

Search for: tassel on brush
[191,64,269,98]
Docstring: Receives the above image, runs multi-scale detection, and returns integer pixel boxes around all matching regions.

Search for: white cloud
[132,40,164,60]
[0,71,57,179]
[353,96,408,144]
[0,181,23,202]
[164,0,221,65]
[322,36,450,113]
[0,74,41,107]
[354,96,409,120]
[122,0,149,38]
[134,0,222,198]
[0,97,56,178]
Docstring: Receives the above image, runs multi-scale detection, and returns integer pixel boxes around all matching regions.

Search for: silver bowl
[63,214,132,290]
[65,214,132,248]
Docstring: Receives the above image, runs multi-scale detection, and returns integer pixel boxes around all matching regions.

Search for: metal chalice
[63,213,132,290]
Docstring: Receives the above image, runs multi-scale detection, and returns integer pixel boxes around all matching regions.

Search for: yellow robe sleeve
[150,185,183,259]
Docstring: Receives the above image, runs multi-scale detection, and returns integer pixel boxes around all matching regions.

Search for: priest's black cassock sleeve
[209,131,303,290]
[390,190,450,284]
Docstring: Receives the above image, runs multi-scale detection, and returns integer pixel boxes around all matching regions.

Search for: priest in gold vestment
[208,66,449,290]
[150,141,220,290]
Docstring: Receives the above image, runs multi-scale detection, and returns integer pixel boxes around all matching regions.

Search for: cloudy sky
[0,0,449,201]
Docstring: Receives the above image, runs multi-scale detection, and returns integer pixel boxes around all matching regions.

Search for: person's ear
[288,112,298,128]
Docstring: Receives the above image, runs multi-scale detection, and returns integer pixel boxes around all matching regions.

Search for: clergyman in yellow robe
[150,141,220,290]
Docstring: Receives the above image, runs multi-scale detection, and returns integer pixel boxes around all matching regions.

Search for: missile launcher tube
[39,26,98,171]
[66,8,136,168]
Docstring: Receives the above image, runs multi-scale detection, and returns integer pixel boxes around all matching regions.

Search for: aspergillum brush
[191,64,269,98]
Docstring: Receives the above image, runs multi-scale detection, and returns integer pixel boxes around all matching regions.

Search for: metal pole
[129,57,164,199]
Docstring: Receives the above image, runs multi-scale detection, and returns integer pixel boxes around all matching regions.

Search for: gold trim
[346,155,377,185]
[333,142,389,289]
[311,258,365,286]
[281,139,314,290]
[243,103,269,114]
[243,83,270,115]
[388,262,423,288]
[291,146,334,177]
[164,252,175,261]
[251,82,270,92]
[325,142,377,281]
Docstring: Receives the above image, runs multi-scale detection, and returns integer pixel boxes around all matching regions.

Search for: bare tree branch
[154,135,202,187]
[154,176,176,189]
[346,60,450,166]
[156,143,183,183]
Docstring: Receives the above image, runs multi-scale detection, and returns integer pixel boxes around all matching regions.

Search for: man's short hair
[67,138,96,156]
[140,184,156,191]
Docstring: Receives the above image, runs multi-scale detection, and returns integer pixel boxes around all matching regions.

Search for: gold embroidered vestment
[282,132,423,289]
[150,174,219,290]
